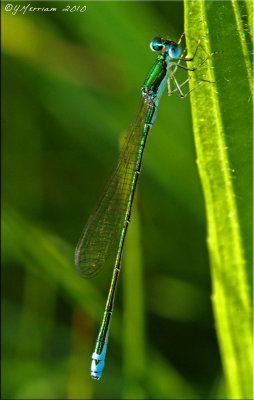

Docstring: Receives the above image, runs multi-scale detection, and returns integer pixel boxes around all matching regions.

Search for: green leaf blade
[184,1,253,399]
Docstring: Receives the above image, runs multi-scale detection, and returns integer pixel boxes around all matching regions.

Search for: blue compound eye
[150,37,163,52]
[169,43,181,58]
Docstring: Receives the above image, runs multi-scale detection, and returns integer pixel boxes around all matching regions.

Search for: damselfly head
[150,37,181,58]
[150,37,164,52]
[167,41,181,58]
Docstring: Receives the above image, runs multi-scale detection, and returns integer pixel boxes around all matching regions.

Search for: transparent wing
[75,97,149,278]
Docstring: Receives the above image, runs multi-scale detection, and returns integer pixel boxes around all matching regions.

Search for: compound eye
[150,37,163,52]
[169,44,181,58]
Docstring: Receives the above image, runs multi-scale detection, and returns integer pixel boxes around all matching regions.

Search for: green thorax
[142,52,170,102]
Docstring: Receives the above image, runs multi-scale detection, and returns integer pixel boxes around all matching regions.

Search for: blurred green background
[2,1,225,399]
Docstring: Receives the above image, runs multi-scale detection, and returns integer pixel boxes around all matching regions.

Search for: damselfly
[75,34,217,380]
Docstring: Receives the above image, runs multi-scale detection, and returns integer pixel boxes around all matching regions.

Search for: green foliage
[184,1,253,399]
[3,1,251,399]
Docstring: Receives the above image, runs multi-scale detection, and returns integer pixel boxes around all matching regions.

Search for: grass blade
[184,1,253,398]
